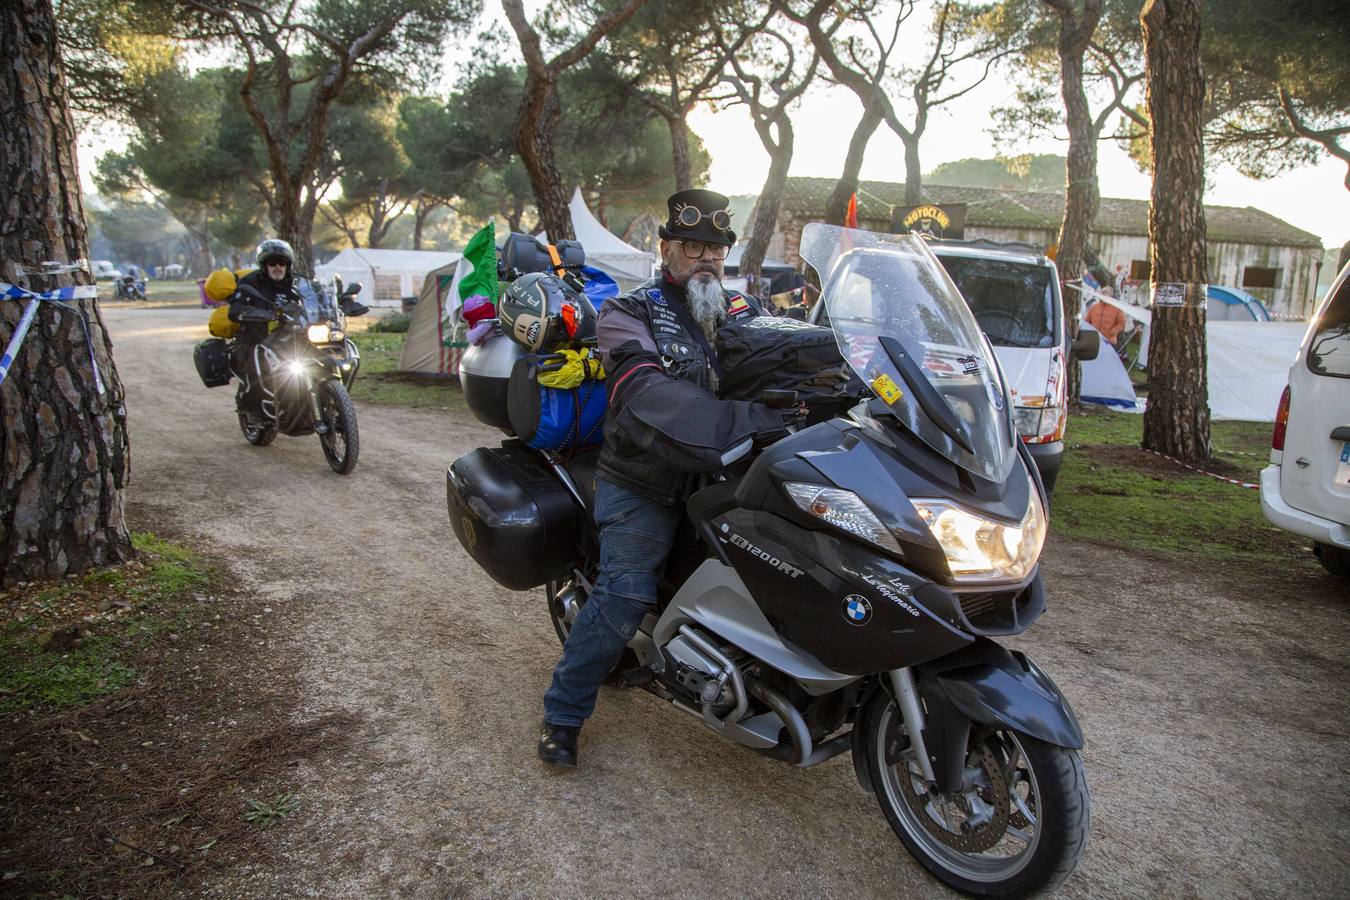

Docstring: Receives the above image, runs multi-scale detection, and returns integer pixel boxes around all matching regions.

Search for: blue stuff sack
[506,355,607,453]
[580,266,619,310]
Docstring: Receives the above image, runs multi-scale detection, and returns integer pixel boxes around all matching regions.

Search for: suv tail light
[1271,385,1291,451]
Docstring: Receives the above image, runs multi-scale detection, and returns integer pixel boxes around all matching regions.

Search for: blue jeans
[543,478,682,728]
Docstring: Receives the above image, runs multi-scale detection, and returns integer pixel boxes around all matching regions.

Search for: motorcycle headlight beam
[307,324,337,344]
[286,359,306,377]
[783,483,902,556]
[911,476,1047,584]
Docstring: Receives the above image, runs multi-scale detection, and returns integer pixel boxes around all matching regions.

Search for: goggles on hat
[674,204,732,233]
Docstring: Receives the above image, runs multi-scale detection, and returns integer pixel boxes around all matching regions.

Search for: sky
[687,81,1348,252]
[76,3,1349,255]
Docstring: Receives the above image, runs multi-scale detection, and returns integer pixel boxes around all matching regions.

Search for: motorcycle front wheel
[317,379,359,474]
[863,691,1090,897]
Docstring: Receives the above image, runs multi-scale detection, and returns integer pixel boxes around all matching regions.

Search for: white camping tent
[539,188,654,291]
[1075,285,1306,421]
[1079,321,1139,410]
[315,248,458,309]
[398,256,466,376]
[1206,321,1306,421]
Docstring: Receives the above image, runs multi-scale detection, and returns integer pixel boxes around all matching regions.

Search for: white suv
[1260,261,1350,579]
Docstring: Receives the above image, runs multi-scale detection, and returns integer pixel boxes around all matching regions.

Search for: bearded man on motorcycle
[230,238,306,425]
[538,189,790,767]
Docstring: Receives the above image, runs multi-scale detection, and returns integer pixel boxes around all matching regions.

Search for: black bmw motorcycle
[447,225,1090,896]
[231,276,367,474]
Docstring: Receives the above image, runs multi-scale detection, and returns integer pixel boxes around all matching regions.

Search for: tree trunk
[740,121,794,292]
[514,73,574,241]
[0,0,133,586]
[826,103,884,225]
[902,137,923,205]
[412,194,439,251]
[666,111,693,192]
[1140,0,1210,462]
[1051,0,1103,406]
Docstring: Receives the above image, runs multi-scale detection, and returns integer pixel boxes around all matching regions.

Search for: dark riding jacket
[596,269,787,504]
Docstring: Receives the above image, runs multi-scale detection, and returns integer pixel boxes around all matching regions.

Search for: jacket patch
[646,288,667,305]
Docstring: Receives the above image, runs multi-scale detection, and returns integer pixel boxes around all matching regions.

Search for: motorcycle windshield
[800,224,1015,484]
[296,277,341,327]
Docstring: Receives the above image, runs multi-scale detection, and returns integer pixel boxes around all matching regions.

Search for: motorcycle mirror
[341,281,362,297]
[1070,328,1100,361]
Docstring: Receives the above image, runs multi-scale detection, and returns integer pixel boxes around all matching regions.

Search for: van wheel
[1314,542,1350,579]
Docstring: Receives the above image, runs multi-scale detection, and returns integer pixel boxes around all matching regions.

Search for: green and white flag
[445,221,498,323]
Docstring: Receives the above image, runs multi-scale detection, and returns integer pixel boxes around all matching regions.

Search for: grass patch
[367,311,412,333]
[0,532,219,715]
[1054,407,1309,568]
[348,331,468,414]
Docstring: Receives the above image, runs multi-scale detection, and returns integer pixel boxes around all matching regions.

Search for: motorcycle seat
[561,446,600,515]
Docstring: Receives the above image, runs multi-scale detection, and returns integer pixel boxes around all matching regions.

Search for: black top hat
[659,188,737,246]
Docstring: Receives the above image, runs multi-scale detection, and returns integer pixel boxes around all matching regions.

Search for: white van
[812,238,1098,492]
[92,260,121,280]
[1260,261,1350,578]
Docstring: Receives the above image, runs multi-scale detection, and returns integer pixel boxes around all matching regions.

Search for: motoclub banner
[890,203,967,239]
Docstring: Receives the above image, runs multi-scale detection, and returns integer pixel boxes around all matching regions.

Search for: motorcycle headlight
[307,325,341,343]
[911,478,1046,584]
[783,483,902,556]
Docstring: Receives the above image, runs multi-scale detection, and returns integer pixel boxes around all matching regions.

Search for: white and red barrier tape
[1142,448,1260,489]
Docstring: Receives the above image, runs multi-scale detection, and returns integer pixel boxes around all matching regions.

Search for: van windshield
[937,255,1058,349]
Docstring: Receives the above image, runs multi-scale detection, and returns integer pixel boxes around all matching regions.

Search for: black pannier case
[445,442,581,591]
[194,338,232,388]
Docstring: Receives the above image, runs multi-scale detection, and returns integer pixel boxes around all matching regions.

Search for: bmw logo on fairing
[843,595,872,626]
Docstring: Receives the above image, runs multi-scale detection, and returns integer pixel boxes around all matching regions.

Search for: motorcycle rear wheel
[317,379,359,475]
[863,691,1090,897]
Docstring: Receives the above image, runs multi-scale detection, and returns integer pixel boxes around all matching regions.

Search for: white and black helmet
[255,238,294,268]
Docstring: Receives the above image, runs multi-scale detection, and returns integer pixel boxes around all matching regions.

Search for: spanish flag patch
[726,294,751,317]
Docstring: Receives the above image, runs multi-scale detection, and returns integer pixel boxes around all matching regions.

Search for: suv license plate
[1338,442,1350,487]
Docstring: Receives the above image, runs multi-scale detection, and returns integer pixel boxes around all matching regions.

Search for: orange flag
[844,192,858,228]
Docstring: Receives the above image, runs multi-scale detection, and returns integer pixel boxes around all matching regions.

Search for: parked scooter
[115,272,146,300]
[445,225,1090,896]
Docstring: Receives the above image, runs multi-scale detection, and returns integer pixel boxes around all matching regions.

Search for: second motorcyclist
[537,188,790,768]
[230,238,305,426]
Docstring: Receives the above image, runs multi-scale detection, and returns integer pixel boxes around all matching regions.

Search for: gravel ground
[109,305,1349,898]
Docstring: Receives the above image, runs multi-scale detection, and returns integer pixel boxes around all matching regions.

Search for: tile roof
[778,177,1322,248]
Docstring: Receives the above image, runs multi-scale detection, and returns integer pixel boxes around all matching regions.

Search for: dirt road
[111,305,1348,898]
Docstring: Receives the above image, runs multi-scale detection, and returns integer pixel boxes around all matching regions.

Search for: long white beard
[686,274,725,345]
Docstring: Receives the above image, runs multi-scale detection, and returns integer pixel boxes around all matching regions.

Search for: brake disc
[898,740,1012,853]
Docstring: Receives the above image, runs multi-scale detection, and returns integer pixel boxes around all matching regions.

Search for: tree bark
[1140,0,1210,462]
[902,137,924,205]
[665,111,694,192]
[1,0,132,586]
[502,0,647,243]
[1047,0,1103,406]
[740,119,794,289]
[826,102,883,225]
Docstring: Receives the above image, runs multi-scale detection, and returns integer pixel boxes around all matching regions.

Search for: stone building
[767,177,1325,317]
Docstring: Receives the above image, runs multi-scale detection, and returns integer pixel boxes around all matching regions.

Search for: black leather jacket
[596,270,787,504]
[228,270,307,343]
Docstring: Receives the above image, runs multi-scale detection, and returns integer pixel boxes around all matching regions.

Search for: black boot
[537,719,579,768]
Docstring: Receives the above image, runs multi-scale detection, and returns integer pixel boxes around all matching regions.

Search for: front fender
[916,639,1084,793]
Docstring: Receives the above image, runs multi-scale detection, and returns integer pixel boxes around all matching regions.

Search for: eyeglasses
[674,205,732,232]
[264,258,289,268]
[673,240,730,260]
